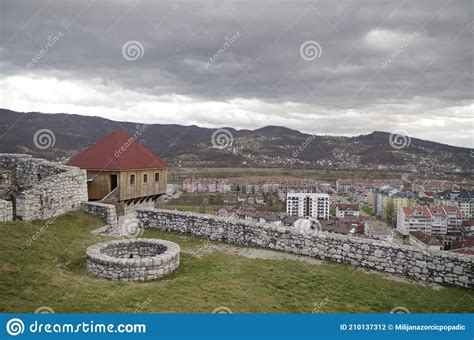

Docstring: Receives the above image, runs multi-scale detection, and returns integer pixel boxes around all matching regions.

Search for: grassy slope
[0,212,472,313]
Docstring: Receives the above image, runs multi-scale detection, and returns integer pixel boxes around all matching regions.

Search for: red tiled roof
[410,231,442,246]
[402,206,431,218]
[451,237,474,249]
[449,248,474,255]
[337,203,359,211]
[441,205,462,215]
[462,220,474,227]
[429,205,447,216]
[67,131,169,170]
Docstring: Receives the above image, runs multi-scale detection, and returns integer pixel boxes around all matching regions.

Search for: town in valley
[165,173,473,254]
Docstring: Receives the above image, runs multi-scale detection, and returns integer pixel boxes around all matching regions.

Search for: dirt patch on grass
[184,243,323,265]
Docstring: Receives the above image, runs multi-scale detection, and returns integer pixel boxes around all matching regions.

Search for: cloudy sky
[0,0,472,147]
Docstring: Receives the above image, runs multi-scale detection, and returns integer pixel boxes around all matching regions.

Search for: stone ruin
[83,199,157,237]
[0,154,88,221]
[86,239,180,281]
[0,154,157,237]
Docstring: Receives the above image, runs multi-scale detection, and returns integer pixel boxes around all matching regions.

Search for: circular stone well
[86,239,180,281]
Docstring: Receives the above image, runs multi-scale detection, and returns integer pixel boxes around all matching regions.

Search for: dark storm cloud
[0,0,472,146]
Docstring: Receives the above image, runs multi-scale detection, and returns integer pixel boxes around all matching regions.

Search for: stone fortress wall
[0,154,88,221]
[83,199,156,235]
[82,202,118,228]
[0,199,13,222]
[138,209,473,289]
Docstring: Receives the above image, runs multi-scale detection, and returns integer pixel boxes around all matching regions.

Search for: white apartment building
[457,192,474,220]
[397,205,462,236]
[443,205,463,234]
[397,206,432,236]
[429,206,448,235]
[435,190,474,220]
[286,193,329,220]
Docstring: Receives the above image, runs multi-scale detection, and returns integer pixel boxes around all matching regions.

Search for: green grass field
[0,212,472,313]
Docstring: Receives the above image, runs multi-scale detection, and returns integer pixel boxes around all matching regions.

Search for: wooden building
[67,131,168,205]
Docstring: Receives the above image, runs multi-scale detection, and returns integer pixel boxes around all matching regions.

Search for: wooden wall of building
[86,168,167,201]
[118,168,167,201]
[87,170,116,200]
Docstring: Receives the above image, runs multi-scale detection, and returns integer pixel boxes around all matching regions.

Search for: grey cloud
[0,0,472,146]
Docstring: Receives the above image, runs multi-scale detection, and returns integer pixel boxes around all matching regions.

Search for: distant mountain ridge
[0,108,471,171]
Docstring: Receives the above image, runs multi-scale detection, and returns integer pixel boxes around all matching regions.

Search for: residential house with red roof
[67,131,168,206]
[408,231,443,251]
[335,203,360,218]
[462,220,474,237]
[449,237,474,255]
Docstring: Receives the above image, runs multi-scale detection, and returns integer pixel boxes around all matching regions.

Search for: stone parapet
[137,209,473,289]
